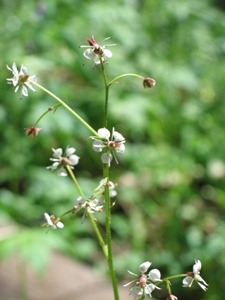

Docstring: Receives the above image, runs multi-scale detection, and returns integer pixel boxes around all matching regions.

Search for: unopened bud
[143,77,156,88]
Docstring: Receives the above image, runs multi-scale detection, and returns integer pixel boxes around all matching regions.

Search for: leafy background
[0,0,225,299]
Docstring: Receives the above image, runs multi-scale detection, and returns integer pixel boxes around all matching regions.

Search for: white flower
[74,196,103,221]
[80,35,116,65]
[91,127,125,167]
[47,147,79,176]
[124,261,161,299]
[183,259,208,291]
[6,62,37,97]
[99,179,117,198]
[43,213,64,229]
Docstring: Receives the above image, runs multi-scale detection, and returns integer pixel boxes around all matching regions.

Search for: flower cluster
[6,62,36,97]
[43,213,64,229]
[91,128,125,167]
[74,196,103,222]
[124,261,161,300]
[47,147,79,176]
[80,35,116,65]
[183,259,208,291]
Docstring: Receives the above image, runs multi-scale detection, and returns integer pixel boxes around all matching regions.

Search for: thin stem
[99,58,109,127]
[103,164,119,300]
[29,80,99,137]
[66,166,108,259]
[33,104,61,127]
[108,73,144,87]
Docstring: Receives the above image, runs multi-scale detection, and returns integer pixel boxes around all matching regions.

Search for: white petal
[92,140,104,152]
[103,49,112,58]
[84,49,96,60]
[116,144,125,155]
[193,260,201,274]
[65,147,75,157]
[21,85,28,97]
[69,154,79,165]
[44,213,53,226]
[57,167,67,176]
[98,128,110,139]
[148,268,162,282]
[101,152,112,166]
[56,221,64,228]
[139,261,151,273]
[52,148,63,158]
[183,276,194,287]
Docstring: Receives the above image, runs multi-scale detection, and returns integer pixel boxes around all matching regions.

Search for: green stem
[33,104,61,127]
[103,164,119,300]
[99,58,109,127]
[66,166,108,259]
[108,73,144,87]
[29,80,99,136]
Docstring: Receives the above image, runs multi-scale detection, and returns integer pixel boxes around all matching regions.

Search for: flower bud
[143,77,156,88]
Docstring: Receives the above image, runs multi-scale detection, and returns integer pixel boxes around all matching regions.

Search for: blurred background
[0,0,225,299]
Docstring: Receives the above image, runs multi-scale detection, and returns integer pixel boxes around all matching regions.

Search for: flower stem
[66,166,108,259]
[108,73,144,87]
[99,58,109,128]
[103,164,119,300]
[29,80,99,136]
[33,104,61,127]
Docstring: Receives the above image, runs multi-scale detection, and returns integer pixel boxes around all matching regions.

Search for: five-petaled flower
[24,126,42,138]
[91,128,125,167]
[80,35,116,65]
[6,62,37,97]
[43,213,64,229]
[124,261,162,299]
[47,147,80,176]
[183,259,208,291]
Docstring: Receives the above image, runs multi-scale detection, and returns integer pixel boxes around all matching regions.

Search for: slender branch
[29,80,99,136]
[103,164,120,300]
[66,166,108,259]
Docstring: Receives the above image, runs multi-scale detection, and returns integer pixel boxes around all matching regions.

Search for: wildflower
[99,179,117,198]
[24,126,42,138]
[124,261,161,299]
[6,62,37,97]
[74,196,103,222]
[91,127,125,167]
[80,35,116,65]
[143,77,156,88]
[47,147,79,176]
[183,259,208,291]
[43,213,64,229]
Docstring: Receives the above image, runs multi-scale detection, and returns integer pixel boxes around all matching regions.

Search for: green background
[1,0,225,299]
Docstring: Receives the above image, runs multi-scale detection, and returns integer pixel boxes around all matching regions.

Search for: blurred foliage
[1,0,225,299]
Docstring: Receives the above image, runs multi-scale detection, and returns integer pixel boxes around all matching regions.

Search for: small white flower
[91,127,125,167]
[183,259,208,291]
[80,35,116,65]
[43,213,64,229]
[74,196,103,221]
[47,147,79,176]
[99,179,117,198]
[124,261,161,299]
[6,62,37,97]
